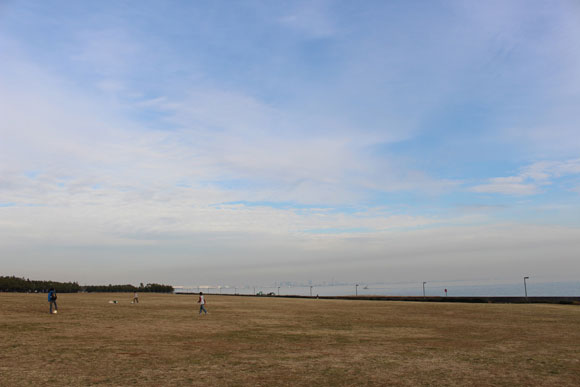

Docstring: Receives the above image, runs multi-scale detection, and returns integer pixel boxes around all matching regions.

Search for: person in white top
[198,292,208,315]
[132,292,139,304]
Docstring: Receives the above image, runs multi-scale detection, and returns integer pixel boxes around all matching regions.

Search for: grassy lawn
[1,293,579,386]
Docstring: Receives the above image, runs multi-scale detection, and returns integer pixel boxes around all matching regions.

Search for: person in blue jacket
[48,288,58,314]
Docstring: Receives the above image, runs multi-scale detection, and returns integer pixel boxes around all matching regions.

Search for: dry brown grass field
[1,293,579,386]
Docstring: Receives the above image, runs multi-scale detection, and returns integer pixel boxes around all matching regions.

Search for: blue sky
[1,1,579,286]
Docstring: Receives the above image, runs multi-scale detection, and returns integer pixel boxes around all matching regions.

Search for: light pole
[310,286,313,297]
[277,286,280,296]
[422,282,427,297]
[524,276,529,299]
[355,284,359,296]
[234,287,237,295]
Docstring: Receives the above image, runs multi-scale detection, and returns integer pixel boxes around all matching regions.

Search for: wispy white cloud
[71,28,142,76]
[470,180,539,196]
[129,88,461,203]
[471,159,580,195]
[277,0,336,38]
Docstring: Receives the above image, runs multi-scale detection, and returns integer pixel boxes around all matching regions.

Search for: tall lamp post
[524,276,529,299]
[355,284,359,296]
[310,286,313,297]
[422,282,427,297]
[277,286,280,296]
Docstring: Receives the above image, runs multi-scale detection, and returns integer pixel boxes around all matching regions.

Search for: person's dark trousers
[49,301,58,313]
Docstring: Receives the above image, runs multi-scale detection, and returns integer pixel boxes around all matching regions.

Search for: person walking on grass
[48,288,58,314]
[198,292,207,315]
[132,291,139,304]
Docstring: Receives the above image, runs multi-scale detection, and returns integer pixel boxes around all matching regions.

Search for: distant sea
[174,281,580,297]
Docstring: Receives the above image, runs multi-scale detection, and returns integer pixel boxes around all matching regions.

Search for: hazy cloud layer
[1,1,579,286]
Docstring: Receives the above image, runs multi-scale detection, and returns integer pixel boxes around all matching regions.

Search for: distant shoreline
[176,293,580,305]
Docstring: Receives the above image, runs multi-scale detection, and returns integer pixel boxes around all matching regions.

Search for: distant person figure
[133,292,139,304]
[444,289,448,297]
[198,292,207,315]
[48,288,58,314]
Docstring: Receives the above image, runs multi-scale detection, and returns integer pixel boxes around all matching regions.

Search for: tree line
[0,276,173,293]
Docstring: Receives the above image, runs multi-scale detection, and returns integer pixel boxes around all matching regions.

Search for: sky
[1,0,579,287]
